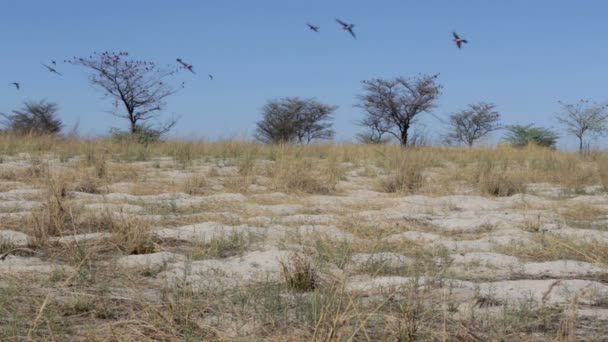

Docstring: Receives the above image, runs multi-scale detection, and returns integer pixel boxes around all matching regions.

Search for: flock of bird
[7,19,467,91]
[7,57,213,91]
[309,18,468,49]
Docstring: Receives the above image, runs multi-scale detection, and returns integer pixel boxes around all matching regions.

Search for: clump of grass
[72,176,105,194]
[378,150,430,194]
[236,146,259,177]
[107,214,155,255]
[269,156,338,194]
[281,253,318,292]
[479,171,526,197]
[181,174,208,195]
[560,202,606,222]
[497,234,608,266]
[114,141,152,162]
[379,161,425,193]
[313,238,354,269]
[473,157,526,196]
[597,155,608,191]
[31,176,73,244]
[218,145,263,193]
[26,153,48,179]
[558,158,597,193]
[169,141,195,168]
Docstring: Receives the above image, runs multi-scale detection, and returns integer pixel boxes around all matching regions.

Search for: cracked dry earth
[2,152,608,341]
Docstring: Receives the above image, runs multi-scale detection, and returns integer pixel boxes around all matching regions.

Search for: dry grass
[280,252,318,292]
[3,134,608,340]
[189,231,258,260]
[0,134,603,192]
[181,174,209,195]
[268,150,344,194]
[378,152,428,193]
[498,233,608,267]
[597,155,608,191]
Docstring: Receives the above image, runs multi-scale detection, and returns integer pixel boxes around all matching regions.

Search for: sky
[1,0,607,149]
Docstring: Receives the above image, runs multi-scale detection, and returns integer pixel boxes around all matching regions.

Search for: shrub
[503,124,559,149]
[110,126,162,145]
[255,97,336,144]
[1,100,62,135]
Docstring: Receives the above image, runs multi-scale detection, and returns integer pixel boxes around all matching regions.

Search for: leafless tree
[556,100,608,153]
[255,97,336,144]
[356,74,442,146]
[67,51,179,135]
[446,102,501,147]
[1,100,62,135]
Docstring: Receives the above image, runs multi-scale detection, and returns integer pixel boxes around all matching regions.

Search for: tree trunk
[400,129,408,146]
[579,136,583,154]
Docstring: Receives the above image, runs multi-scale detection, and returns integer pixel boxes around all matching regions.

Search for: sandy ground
[1,152,608,340]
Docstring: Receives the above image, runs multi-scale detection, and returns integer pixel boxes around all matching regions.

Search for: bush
[1,100,63,135]
[503,124,559,149]
[255,97,336,144]
[110,125,163,145]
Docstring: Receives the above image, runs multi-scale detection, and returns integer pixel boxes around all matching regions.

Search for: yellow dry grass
[2,134,608,341]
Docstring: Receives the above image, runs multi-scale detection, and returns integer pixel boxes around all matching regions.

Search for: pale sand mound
[0,230,32,247]
[117,252,187,273]
[157,249,293,290]
[0,256,73,275]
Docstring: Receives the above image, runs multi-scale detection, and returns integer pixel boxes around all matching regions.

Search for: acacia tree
[447,102,501,147]
[255,97,336,144]
[68,51,179,135]
[356,74,442,146]
[556,100,608,153]
[0,100,62,135]
[503,124,559,149]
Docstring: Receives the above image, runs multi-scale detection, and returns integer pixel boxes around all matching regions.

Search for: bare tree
[356,74,442,146]
[1,100,62,135]
[446,102,501,147]
[556,100,608,153]
[68,51,179,135]
[255,97,336,144]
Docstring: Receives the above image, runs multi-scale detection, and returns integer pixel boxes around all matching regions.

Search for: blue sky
[1,0,607,148]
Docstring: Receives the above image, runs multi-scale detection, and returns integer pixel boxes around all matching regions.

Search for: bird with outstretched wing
[452,32,468,49]
[336,19,356,39]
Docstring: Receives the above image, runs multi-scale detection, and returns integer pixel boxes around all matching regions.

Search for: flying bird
[176,58,196,74]
[208,74,213,80]
[9,82,20,90]
[51,60,57,65]
[307,23,320,32]
[336,19,356,39]
[452,32,468,49]
[42,63,62,76]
